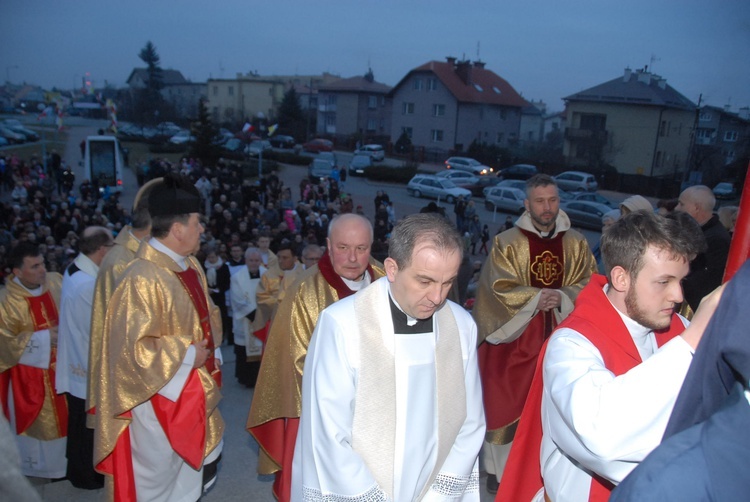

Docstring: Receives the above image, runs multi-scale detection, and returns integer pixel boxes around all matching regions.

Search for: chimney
[657,78,667,90]
[724,104,732,112]
[446,56,457,66]
[473,60,486,69]
[738,107,749,120]
[455,60,472,85]
[623,68,632,82]
[637,70,651,85]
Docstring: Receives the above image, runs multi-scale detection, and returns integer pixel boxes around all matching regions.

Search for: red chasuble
[479,229,566,439]
[497,274,685,502]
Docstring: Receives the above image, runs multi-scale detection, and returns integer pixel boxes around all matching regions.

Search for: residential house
[519,100,547,145]
[126,68,204,119]
[563,68,696,178]
[316,69,392,141]
[693,105,750,183]
[389,57,528,155]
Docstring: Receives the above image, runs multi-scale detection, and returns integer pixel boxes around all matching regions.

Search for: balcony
[318,103,337,112]
[565,127,608,143]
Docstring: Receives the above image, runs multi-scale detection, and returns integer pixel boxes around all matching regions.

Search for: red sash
[96,410,136,502]
[497,274,685,502]
[7,292,67,436]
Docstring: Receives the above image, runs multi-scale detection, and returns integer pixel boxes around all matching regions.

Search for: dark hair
[78,227,112,255]
[388,213,463,269]
[601,211,700,280]
[276,241,296,256]
[526,174,557,197]
[9,242,41,270]
[150,213,191,239]
[665,210,707,256]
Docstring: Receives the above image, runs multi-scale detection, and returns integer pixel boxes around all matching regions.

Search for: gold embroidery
[531,250,563,286]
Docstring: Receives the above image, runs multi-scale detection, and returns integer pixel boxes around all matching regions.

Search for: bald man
[676,185,730,310]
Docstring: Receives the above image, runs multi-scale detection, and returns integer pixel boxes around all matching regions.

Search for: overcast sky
[2,0,749,112]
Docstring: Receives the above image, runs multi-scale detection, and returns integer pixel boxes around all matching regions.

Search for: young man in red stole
[93,174,224,501]
[498,211,722,502]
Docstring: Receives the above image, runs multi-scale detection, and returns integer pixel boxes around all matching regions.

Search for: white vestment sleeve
[18,329,51,369]
[543,329,694,485]
[424,305,484,501]
[230,273,256,319]
[158,345,196,402]
[292,308,386,501]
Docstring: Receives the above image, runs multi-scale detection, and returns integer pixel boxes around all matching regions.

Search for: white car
[713,182,736,200]
[436,170,479,186]
[484,186,527,214]
[245,140,272,156]
[354,144,385,161]
[169,130,195,144]
[444,156,493,175]
[554,171,598,192]
[407,174,471,203]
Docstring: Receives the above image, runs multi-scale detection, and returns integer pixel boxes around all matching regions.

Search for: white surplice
[292,278,484,501]
[540,287,693,502]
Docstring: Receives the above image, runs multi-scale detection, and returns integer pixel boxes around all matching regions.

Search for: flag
[268,123,278,136]
[242,122,254,134]
[37,106,53,121]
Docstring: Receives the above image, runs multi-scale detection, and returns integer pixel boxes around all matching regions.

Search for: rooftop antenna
[219,60,225,78]
[476,41,481,61]
[649,54,660,73]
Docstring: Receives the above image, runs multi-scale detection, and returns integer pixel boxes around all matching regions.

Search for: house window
[402,127,413,139]
[500,108,506,120]
[368,96,377,109]
[228,86,234,96]
[413,78,423,90]
[428,78,438,91]
[433,104,445,117]
[325,115,336,126]
[699,112,712,122]
[431,129,444,142]
[367,118,377,131]
[724,131,738,142]
[403,102,415,115]
[327,95,337,105]
[213,85,218,96]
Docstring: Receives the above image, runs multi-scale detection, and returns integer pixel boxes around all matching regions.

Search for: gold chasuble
[473,213,595,445]
[87,226,141,420]
[93,241,223,500]
[247,252,384,502]
[0,273,67,441]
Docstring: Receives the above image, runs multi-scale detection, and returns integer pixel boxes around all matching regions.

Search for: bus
[84,135,125,195]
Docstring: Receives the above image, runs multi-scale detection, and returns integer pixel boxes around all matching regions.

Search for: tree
[134,41,166,125]
[394,131,413,154]
[189,98,220,165]
[276,88,306,142]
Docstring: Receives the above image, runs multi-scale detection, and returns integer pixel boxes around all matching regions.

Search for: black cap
[148,173,201,217]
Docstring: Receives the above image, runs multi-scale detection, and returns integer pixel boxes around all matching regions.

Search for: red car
[303,138,333,153]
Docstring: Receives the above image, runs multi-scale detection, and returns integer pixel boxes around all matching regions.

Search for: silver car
[407,174,471,203]
[484,187,527,214]
[560,201,612,230]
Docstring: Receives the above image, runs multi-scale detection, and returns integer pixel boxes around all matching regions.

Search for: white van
[84,135,125,195]
[354,144,385,162]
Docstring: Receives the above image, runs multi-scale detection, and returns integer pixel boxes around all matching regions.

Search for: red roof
[393,60,528,108]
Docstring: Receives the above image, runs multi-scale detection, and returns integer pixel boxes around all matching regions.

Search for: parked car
[348,154,373,176]
[222,138,244,153]
[0,136,9,147]
[0,125,26,144]
[567,191,615,207]
[8,125,39,142]
[308,158,335,183]
[435,170,479,186]
[496,179,527,191]
[554,171,598,192]
[560,201,612,230]
[245,140,272,156]
[302,138,333,153]
[406,174,471,203]
[444,156,493,175]
[169,130,195,144]
[269,134,296,149]
[713,182,737,200]
[497,164,537,180]
[354,144,385,161]
[484,186,527,214]
[318,151,338,168]
[462,176,503,197]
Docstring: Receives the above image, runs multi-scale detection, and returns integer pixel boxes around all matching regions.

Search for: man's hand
[680,283,725,350]
[538,289,562,312]
[193,339,210,369]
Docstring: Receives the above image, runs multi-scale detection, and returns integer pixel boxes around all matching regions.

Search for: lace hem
[430,469,480,496]
[302,484,389,502]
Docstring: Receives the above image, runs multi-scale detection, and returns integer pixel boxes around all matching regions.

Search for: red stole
[479,229,566,432]
[4,291,67,436]
[497,274,685,502]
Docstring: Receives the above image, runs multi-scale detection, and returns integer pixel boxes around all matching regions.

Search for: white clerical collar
[13,276,43,296]
[603,284,657,359]
[342,272,371,292]
[73,252,100,277]
[149,237,188,270]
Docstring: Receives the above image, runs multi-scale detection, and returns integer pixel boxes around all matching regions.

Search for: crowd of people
[0,144,746,502]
